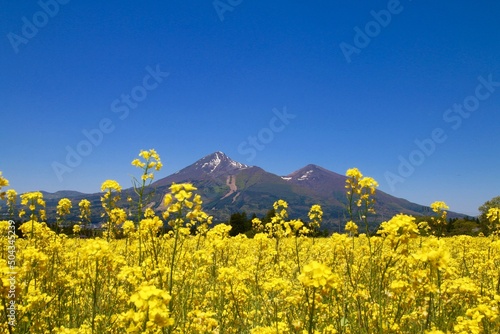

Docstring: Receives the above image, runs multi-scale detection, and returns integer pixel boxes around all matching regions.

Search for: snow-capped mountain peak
[201,152,222,172]
[189,151,249,176]
[196,151,249,173]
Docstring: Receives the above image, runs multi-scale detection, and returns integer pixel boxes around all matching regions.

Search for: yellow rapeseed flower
[359,176,379,194]
[0,171,9,187]
[122,220,135,235]
[486,207,500,221]
[308,204,323,232]
[486,207,500,232]
[298,261,338,290]
[6,189,17,203]
[20,191,45,207]
[131,158,146,168]
[345,220,358,234]
[346,168,362,179]
[170,182,197,193]
[377,214,419,247]
[101,179,122,192]
[144,207,155,218]
[174,189,192,202]
[0,171,9,201]
[57,198,72,217]
[109,208,127,225]
[163,193,173,206]
[430,201,449,214]
[72,224,81,234]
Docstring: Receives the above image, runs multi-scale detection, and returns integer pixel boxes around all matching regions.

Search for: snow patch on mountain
[230,160,248,169]
[297,170,314,181]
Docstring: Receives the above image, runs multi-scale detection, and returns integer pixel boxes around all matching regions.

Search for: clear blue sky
[1,1,499,216]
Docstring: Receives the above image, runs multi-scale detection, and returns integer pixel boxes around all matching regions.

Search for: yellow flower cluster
[486,207,500,233]
[2,152,500,334]
[119,284,174,330]
[345,220,358,235]
[345,168,379,196]
[345,167,362,179]
[308,204,323,232]
[20,191,45,211]
[5,189,17,216]
[345,168,378,234]
[101,179,122,193]
[431,201,450,214]
[131,148,163,181]
[359,176,379,195]
[100,180,123,239]
[78,199,91,224]
[429,200,450,237]
[0,171,8,200]
[2,213,500,333]
[378,214,419,247]
[298,261,338,290]
[56,197,72,217]
[162,182,211,232]
[19,191,46,222]
[6,189,17,205]
[252,200,321,239]
[109,208,127,225]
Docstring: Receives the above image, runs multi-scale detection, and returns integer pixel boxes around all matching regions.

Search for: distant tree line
[226,195,500,238]
[413,216,484,236]
[226,208,328,238]
[4,196,500,238]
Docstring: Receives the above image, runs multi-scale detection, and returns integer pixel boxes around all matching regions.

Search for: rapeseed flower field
[1,150,499,333]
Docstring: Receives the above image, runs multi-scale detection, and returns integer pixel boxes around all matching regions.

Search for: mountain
[148,152,453,230]
[282,164,430,219]
[40,190,89,200]
[283,164,346,202]
[151,152,291,218]
[4,152,465,231]
[154,151,249,186]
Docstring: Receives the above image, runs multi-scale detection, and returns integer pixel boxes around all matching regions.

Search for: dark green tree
[479,196,500,217]
[228,211,252,236]
[478,196,500,234]
[447,217,483,236]
[262,208,276,224]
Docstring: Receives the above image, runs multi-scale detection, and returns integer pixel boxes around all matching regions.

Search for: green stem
[91,259,99,334]
[308,288,316,334]
[295,236,301,274]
